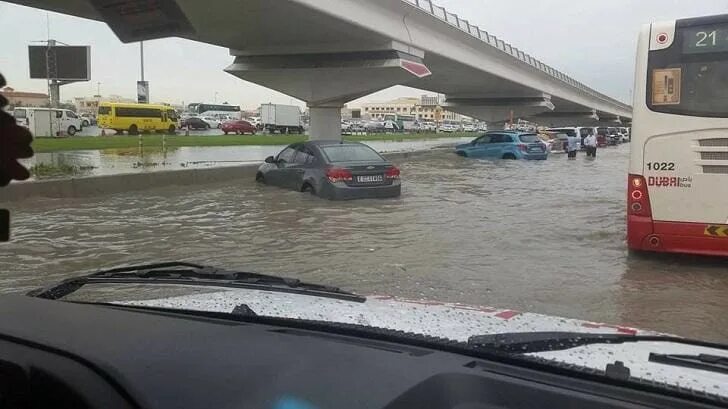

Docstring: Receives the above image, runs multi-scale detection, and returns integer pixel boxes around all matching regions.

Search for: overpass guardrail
[402,0,631,112]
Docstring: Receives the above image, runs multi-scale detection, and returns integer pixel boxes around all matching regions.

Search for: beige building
[73,94,136,115]
[1,87,49,108]
[361,95,465,122]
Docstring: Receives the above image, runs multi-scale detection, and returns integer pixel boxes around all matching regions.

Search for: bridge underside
[5,0,632,139]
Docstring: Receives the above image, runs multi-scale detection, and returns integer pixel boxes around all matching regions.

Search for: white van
[546,127,594,150]
[13,107,85,137]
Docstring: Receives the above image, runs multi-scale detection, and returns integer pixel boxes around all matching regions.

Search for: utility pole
[140,41,145,82]
[137,41,148,103]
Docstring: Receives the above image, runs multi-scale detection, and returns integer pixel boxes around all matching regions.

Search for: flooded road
[2,144,727,341]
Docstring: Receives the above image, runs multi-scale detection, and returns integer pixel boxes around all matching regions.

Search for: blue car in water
[455,130,548,160]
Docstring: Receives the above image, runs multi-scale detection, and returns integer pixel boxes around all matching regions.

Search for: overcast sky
[1,0,726,109]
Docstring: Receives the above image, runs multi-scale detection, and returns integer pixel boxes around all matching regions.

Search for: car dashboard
[0,295,718,409]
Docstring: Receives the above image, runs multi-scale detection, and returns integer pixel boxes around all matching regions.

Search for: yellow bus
[97,102,179,135]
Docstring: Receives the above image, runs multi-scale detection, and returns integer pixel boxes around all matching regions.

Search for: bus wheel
[168,125,176,134]
[129,125,138,135]
[67,126,77,136]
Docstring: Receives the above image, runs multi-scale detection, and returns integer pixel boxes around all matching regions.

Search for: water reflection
[24,137,471,179]
[619,254,728,341]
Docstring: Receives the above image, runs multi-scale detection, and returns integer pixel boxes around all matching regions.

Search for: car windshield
[320,144,385,162]
[2,0,728,403]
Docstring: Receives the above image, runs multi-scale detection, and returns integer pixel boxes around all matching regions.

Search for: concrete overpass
[7,0,633,137]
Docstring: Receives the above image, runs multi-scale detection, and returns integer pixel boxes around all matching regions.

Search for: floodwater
[2,144,727,342]
[24,135,471,178]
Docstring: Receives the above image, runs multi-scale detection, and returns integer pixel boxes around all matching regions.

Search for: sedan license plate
[357,175,383,183]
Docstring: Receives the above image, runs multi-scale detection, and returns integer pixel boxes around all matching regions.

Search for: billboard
[28,45,90,81]
[137,81,149,103]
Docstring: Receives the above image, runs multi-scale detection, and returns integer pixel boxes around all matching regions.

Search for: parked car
[462,123,476,132]
[183,116,211,130]
[201,116,222,128]
[256,141,401,200]
[455,130,548,160]
[80,113,96,127]
[597,127,621,145]
[440,121,461,133]
[221,120,257,135]
[421,121,437,132]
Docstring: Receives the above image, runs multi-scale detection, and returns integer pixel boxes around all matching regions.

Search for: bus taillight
[628,174,652,217]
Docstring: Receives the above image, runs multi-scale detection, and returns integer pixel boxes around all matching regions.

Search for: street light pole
[140,41,145,82]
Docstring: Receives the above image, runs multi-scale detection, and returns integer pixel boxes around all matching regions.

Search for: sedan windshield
[321,145,385,162]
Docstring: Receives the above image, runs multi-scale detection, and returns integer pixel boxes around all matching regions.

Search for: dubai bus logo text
[647,176,692,188]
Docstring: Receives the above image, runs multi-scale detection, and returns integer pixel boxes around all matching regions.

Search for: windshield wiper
[649,353,728,375]
[28,261,365,303]
[468,331,728,354]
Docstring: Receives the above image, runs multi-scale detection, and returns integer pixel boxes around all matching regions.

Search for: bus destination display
[682,24,728,54]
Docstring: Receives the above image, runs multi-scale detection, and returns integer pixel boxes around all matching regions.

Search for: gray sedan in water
[256,140,401,200]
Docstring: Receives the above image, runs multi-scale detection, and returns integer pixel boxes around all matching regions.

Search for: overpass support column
[309,105,343,141]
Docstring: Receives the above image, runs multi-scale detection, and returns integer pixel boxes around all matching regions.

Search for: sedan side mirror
[265,156,276,164]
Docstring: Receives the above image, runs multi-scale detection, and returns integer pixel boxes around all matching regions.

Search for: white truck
[13,107,85,137]
[259,104,303,134]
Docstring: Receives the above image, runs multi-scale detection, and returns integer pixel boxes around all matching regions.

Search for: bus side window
[162,111,167,122]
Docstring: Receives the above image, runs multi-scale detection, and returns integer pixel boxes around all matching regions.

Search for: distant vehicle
[97,102,179,135]
[618,127,630,143]
[13,107,84,136]
[222,120,257,135]
[546,127,591,150]
[462,122,476,132]
[247,116,261,127]
[420,121,437,131]
[79,113,95,127]
[477,122,489,132]
[201,116,222,129]
[364,120,384,132]
[596,127,621,145]
[260,103,304,133]
[182,117,211,130]
[187,102,242,119]
[440,120,460,132]
[382,114,418,132]
[256,141,401,200]
[455,131,548,160]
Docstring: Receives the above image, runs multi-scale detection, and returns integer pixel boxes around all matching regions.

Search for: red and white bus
[628,13,728,257]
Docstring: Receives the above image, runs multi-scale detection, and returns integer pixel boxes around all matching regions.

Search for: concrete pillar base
[309,105,343,141]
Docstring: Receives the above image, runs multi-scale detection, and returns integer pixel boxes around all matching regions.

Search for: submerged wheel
[301,183,315,195]
[503,153,517,160]
[129,124,138,135]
